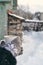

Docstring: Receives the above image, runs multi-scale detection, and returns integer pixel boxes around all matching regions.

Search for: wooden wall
[8,14,23,46]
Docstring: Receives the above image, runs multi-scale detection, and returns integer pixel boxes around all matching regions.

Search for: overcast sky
[18,0,43,13]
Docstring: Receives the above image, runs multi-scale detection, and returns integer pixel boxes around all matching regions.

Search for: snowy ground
[16,31,43,65]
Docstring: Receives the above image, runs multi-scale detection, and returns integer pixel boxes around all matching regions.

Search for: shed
[8,12,24,45]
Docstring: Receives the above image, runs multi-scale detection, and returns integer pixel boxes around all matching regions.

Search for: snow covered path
[16,31,43,65]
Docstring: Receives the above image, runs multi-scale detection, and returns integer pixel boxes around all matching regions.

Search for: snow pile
[16,31,43,65]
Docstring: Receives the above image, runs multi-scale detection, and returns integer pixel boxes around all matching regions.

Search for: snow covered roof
[8,13,25,20]
[25,19,43,22]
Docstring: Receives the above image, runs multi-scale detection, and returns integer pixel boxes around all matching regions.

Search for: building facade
[0,0,17,40]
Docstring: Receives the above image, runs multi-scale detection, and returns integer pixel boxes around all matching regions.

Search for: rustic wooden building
[8,12,24,46]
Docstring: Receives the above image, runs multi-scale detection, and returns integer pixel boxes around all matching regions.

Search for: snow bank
[16,31,43,65]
